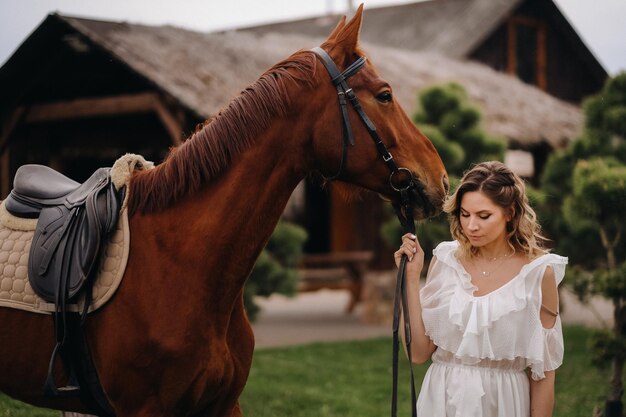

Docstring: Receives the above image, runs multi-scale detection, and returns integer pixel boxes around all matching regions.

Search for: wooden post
[1,149,9,198]
[330,185,354,252]
[536,22,547,91]
[506,19,517,77]
[0,108,25,197]
[153,98,184,145]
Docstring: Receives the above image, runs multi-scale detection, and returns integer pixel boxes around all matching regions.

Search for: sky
[1,0,625,75]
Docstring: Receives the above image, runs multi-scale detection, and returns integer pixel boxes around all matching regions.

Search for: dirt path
[252,285,614,349]
[252,290,389,348]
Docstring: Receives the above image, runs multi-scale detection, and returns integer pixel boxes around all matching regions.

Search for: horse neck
[143,122,309,309]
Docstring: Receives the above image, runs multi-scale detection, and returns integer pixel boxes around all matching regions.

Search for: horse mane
[128,50,318,215]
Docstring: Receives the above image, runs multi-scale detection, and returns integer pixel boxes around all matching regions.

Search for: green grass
[240,325,611,417]
[0,325,616,416]
[0,394,57,417]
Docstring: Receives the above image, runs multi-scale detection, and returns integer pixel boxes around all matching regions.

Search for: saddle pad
[0,200,130,315]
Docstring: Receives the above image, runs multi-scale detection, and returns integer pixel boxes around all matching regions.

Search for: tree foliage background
[380,74,626,413]
[538,72,626,413]
[245,221,307,321]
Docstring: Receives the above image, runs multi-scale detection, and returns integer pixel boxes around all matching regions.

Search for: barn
[241,0,607,103]
[0,7,592,266]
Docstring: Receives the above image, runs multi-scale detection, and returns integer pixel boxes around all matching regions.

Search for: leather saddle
[3,164,122,412]
[5,164,123,302]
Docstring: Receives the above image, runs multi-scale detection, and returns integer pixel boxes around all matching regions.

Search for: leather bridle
[311,47,415,190]
[311,46,421,417]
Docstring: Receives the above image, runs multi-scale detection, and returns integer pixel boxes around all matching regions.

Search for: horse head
[307,5,448,219]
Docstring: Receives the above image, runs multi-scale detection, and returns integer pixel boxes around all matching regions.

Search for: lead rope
[310,47,419,417]
[392,192,418,417]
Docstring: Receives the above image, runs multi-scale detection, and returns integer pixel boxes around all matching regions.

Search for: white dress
[417,241,568,417]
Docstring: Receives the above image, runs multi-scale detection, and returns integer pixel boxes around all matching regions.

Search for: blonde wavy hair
[443,161,548,260]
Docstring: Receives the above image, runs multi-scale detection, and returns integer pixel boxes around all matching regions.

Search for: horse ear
[327,15,347,40]
[334,4,364,53]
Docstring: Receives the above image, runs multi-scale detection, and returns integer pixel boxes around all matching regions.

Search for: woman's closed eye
[460,212,491,219]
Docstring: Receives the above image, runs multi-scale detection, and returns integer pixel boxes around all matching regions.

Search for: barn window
[507,16,547,90]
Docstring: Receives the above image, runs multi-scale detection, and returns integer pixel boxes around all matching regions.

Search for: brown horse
[0,7,447,417]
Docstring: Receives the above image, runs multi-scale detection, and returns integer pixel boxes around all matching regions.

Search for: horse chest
[180,315,254,413]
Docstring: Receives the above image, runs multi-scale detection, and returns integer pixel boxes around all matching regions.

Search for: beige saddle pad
[0,201,130,315]
[0,153,152,315]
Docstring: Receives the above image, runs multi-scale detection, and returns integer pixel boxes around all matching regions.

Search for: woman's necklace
[474,249,515,277]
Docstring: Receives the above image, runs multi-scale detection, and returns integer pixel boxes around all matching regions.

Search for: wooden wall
[469,1,605,103]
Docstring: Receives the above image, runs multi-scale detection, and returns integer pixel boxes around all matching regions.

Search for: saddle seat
[4,165,106,219]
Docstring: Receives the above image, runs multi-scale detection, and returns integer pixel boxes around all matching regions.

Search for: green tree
[245,221,307,321]
[413,82,505,176]
[539,72,626,416]
[382,83,505,262]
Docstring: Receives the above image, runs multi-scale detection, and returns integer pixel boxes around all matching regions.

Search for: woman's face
[459,191,510,248]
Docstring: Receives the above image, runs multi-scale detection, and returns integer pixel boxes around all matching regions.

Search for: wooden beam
[1,149,9,198]
[510,15,542,26]
[153,99,184,145]
[23,92,186,145]
[24,93,158,123]
[0,107,26,154]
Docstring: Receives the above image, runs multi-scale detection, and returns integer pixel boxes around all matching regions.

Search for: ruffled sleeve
[528,256,568,380]
[529,320,565,380]
[420,242,462,348]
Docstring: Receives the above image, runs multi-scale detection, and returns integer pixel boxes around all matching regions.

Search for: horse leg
[192,293,254,417]
[224,293,254,417]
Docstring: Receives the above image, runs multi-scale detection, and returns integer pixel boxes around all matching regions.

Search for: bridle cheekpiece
[310,47,429,223]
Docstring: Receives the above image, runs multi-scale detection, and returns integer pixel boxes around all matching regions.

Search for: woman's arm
[395,233,437,364]
[530,371,555,417]
[529,266,559,416]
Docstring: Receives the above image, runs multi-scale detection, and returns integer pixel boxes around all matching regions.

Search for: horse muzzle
[384,168,441,221]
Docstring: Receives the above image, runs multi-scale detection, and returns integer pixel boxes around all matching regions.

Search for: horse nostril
[443,175,450,194]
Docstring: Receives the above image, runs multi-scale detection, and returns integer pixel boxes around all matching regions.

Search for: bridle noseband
[311,46,421,417]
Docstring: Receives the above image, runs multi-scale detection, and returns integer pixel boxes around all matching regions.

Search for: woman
[395,161,567,417]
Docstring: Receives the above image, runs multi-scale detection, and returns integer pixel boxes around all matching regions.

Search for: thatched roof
[6,14,583,148]
[243,0,523,59]
[241,0,606,85]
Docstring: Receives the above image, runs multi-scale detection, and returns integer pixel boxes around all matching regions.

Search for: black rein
[311,47,419,417]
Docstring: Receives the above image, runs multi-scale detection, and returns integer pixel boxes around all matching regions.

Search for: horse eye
[376,91,392,103]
